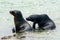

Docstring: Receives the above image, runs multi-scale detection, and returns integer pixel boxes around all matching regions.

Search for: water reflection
[1,27,60,40]
[16,32,26,39]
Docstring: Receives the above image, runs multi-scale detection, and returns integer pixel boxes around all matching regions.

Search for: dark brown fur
[10,10,32,33]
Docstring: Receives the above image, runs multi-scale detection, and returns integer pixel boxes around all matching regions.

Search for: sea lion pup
[10,10,32,33]
[26,14,56,30]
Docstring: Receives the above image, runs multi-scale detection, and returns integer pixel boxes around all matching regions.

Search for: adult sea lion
[10,10,32,33]
[26,14,56,30]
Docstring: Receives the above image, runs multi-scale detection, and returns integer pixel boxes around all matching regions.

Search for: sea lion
[26,14,56,30]
[10,10,32,33]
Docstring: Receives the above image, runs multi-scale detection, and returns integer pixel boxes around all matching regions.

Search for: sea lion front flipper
[12,27,16,33]
[33,22,36,30]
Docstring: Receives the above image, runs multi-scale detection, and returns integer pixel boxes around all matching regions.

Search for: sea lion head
[10,10,23,18]
[26,15,38,22]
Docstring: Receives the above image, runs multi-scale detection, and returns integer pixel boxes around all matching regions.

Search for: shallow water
[0,0,60,40]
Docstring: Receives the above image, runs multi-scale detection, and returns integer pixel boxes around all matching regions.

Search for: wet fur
[26,14,56,30]
[10,10,32,33]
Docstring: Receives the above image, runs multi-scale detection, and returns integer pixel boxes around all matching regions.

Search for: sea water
[0,0,60,40]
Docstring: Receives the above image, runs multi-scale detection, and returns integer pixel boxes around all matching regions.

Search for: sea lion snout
[26,17,29,20]
[26,17,34,22]
[10,11,14,13]
[10,11,15,16]
[10,10,19,14]
[26,17,31,21]
[10,10,22,17]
